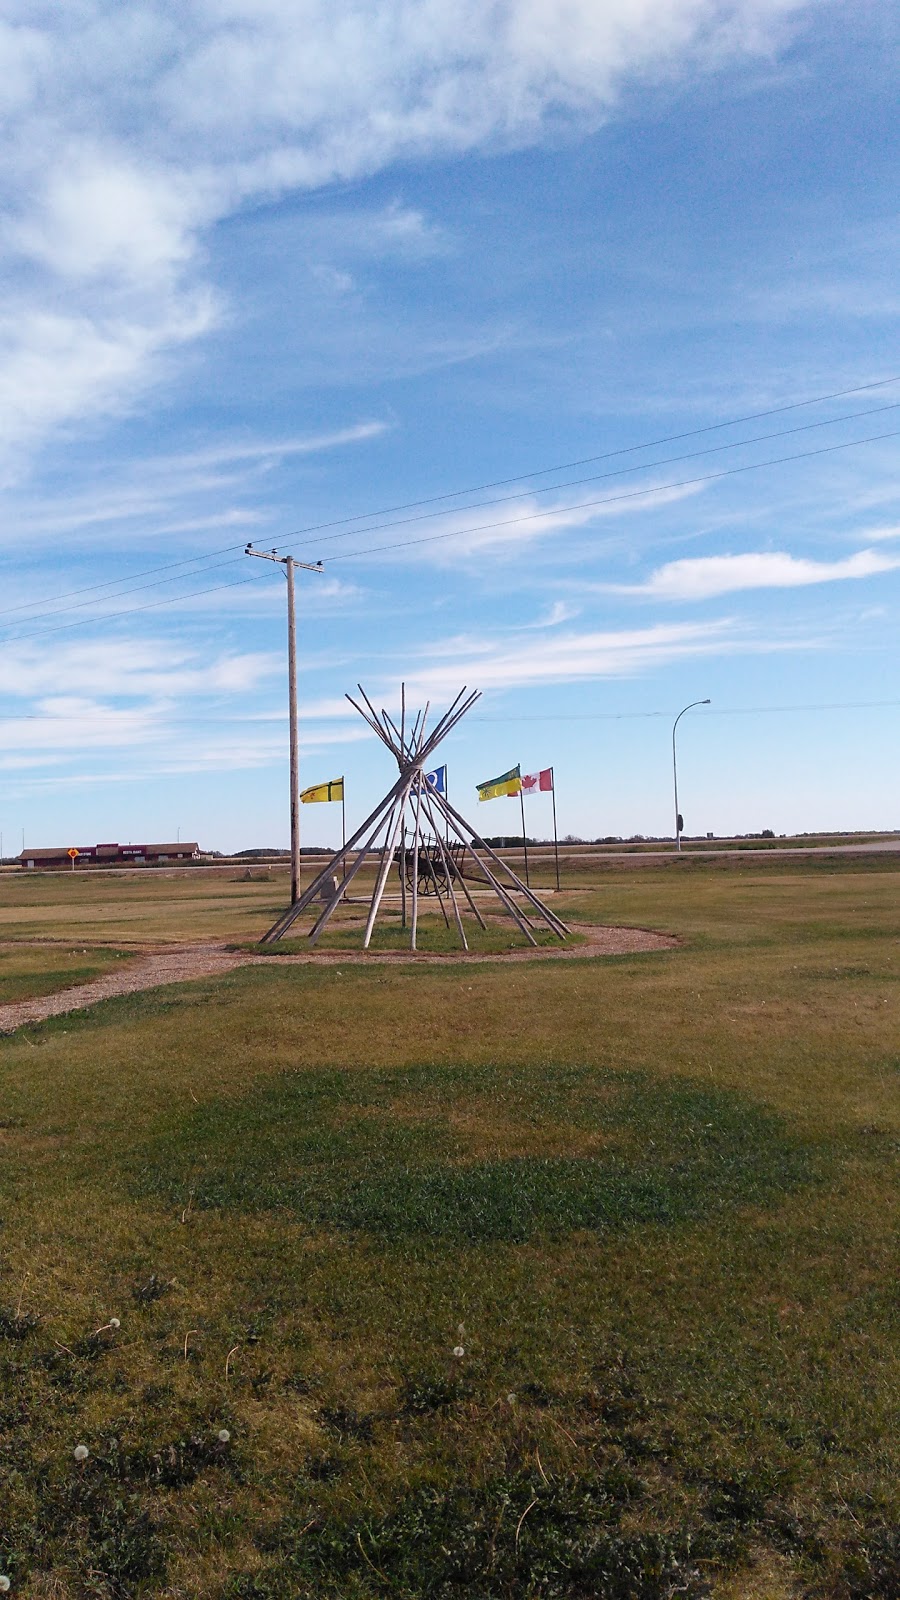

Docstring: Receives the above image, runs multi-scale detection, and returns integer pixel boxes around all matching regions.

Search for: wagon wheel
[402,843,449,895]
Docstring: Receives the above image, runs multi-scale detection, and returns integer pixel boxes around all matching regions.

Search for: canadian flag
[521,767,553,795]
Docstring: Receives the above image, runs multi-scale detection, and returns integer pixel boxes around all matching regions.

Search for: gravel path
[0,924,675,1034]
[0,944,244,1034]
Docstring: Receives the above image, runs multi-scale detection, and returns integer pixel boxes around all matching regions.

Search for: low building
[18,842,200,869]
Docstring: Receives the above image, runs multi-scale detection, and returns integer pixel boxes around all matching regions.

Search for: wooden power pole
[246,545,323,903]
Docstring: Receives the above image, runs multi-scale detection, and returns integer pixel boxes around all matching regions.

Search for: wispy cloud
[858,523,900,544]
[612,548,900,601]
[0,1,809,465]
[160,423,388,475]
[380,481,706,564]
[397,615,800,700]
[0,640,279,700]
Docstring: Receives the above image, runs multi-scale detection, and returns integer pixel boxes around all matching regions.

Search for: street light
[672,699,710,852]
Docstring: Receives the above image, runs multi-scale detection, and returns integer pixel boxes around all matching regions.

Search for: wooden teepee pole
[261,764,413,941]
[306,797,403,945]
[363,786,412,949]
[427,789,537,944]
[419,786,468,949]
[410,770,424,951]
[421,789,487,930]
[435,789,569,938]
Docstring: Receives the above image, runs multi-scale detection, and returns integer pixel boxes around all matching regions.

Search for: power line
[4,395,900,642]
[3,699,898,727]
[283,397,900,559]
[206,370,900,543]
[0,572,269,646]
[2,370,899,626]
[0,550,249,629]
[4,419,900,647]
[325,423,900,564]
[475,700,900,721]
[35,387,900,629]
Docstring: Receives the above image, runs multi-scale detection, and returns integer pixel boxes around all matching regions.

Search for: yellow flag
[300,778,344,804]
[476,765,521,801]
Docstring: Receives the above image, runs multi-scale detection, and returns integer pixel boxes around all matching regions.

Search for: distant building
[18,842,200,869]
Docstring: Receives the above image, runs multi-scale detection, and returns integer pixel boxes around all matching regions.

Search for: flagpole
[519,783,530,888]
[341,778,346,849]
[550,767,560,892]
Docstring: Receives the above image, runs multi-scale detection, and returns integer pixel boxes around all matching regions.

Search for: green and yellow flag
[301,778,344,804]
[476,765,521,801]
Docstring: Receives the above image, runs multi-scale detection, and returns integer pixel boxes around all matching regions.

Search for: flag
[424,765,446,794]
[521,768,553,796]
[301,778,344,804]
[477,765,522,801]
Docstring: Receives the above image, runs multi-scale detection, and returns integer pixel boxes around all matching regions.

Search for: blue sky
[1,0,899,852]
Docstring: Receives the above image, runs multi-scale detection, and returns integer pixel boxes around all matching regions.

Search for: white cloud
[859,522,900,543]
[0,639,279,699]
[377,480,705,563]
[15,150,201,284]
[0,292,216,471]
[0,423,385,553]
[615,548,900,600]
[0,1,811,463]
[399,615,785,700]
[535,600,580,626]
[162,422,388,474]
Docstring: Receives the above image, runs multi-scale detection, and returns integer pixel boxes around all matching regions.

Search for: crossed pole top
[345,684,481,776]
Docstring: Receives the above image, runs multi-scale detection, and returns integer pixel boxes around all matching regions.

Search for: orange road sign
[67,848,79,859]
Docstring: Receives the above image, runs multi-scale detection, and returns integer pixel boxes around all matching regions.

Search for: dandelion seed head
[218,1429,231,1443]
[453,1345,465,1359]
[0,1575,11,1591]
[109,1317,120,1329]
[506,1393,517,1405]
[73,1444,89,1462]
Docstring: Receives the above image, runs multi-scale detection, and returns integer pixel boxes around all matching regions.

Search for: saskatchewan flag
[477,765,521,801]
[301,778,344,804]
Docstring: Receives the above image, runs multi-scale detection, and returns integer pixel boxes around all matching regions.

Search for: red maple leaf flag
[521,767,553,795]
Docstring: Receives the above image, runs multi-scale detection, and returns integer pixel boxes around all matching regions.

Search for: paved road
[2,838,899,879]
[531,840,900,862]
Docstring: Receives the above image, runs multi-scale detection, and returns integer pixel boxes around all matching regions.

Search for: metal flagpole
[550,767,560,892]
[341,778,346,849]
[519,784,530,888]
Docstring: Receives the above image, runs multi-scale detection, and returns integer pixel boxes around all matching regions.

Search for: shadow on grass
[130,1063,825,1243]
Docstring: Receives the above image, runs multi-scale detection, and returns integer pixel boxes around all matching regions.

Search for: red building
[18,842,200,869]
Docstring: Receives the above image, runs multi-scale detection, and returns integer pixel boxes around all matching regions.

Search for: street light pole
[246,544,323,903]
[672,699,711,852]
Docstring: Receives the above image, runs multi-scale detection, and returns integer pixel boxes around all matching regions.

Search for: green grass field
[0,943,134,1005]
[0,860,897,1597]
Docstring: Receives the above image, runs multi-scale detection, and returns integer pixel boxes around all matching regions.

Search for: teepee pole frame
[259,682,568,949]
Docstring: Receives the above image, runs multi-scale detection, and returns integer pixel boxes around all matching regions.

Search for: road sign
[67,847,79,858]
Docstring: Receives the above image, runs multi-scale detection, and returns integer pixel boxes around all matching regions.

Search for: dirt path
[0,944,243,1034]
[0,924,675,1033]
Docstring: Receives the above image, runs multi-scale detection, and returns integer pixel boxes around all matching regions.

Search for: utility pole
[246,545,323,903]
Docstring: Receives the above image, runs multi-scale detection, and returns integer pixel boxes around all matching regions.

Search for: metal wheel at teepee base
[260,685,569,952]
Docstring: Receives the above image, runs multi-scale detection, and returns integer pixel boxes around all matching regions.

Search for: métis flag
[301,778,344,804]
[521,767,553,796]
[424,765,446,794]
[477,764,522,801]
